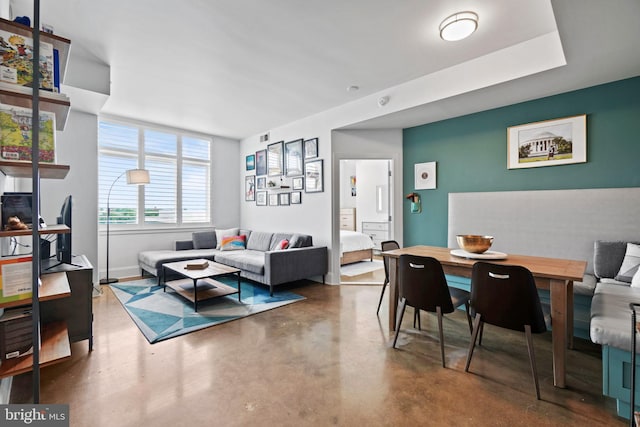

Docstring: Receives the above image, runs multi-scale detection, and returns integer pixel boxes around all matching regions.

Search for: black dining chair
[392,254,472,367]
[377,240,400,315]
[464,261,548,400]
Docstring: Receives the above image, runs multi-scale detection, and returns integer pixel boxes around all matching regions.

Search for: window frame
[98,115,213,231]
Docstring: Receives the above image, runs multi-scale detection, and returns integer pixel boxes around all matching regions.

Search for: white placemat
[450,249,508,260]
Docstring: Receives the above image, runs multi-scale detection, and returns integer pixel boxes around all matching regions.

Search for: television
[1,192,33,230]
[56,195,72,264]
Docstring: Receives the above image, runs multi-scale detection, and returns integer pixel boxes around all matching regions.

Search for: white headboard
[448,188,640,274]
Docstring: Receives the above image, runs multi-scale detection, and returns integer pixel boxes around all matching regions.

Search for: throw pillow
[215,227,239,249]
[615,243,640,283]
[632,268,640,288]
[192,230,216,249]
[276,239,289,250]
[220,235,246,251]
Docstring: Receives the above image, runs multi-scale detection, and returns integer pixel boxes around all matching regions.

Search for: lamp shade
[126,169,150,185]
[439,11,478,41]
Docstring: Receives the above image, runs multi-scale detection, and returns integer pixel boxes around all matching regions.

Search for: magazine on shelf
[0,103,56,162]
[0,255,33,305]
[0,29,55,91]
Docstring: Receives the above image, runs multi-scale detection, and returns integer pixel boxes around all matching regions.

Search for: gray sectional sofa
[138,228,328,295]
[588,240,640,419]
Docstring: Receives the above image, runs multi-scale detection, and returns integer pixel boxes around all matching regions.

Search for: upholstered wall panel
[448,187,640,274]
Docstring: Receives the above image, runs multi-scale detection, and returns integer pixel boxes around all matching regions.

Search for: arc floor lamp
[100,168,150,285]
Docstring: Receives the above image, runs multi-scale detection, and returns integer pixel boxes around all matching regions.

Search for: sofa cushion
[240,229,252,242]
[215,228,239,249]
[221,235,246,251]
[247,231,273,251]
[192,230,216,249]
[270,233,292,251]
[289,233,312,248]
[615,243,640,283]
[215,250,265,274]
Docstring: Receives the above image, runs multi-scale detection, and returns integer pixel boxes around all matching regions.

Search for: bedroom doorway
[339,159,392,285]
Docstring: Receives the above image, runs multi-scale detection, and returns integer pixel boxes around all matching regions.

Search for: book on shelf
[185,261,209,270]
[0,28,55,91]
[0,103,56,163]
[0,255,33,305]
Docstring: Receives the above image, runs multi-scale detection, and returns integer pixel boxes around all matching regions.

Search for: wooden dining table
[382,245,587,388]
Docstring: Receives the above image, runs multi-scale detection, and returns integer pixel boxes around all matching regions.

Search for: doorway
[339,159,392,284]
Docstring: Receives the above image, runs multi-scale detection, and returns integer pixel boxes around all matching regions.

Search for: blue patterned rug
[110,277,305,343]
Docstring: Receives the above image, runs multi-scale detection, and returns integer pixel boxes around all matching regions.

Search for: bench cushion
[590,283,640,350]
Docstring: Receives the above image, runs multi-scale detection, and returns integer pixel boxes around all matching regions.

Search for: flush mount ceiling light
[439,11,478,41]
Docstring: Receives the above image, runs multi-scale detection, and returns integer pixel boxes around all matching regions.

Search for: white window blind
[98,119,212,227]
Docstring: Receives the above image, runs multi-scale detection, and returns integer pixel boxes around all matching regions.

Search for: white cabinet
[362,221,389,250]
[340,208,355,231]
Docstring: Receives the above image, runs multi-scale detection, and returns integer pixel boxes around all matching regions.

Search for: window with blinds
[98,119,211,226]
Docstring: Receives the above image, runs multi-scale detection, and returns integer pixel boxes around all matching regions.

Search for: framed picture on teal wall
[507,114,586,169]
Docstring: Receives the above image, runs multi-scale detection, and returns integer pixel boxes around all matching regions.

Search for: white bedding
[340,230,374,255]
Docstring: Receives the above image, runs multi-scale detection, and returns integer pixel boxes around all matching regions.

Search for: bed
[340,230,375,265]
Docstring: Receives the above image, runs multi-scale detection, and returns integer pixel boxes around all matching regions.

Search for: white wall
[240,124,402,284]
[339,160,357,209]
[354,160,390,231]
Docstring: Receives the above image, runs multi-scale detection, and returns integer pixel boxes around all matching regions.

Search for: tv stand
[44,260,83,270]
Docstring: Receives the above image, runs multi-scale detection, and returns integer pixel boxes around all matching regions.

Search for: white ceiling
[12,0,640,139]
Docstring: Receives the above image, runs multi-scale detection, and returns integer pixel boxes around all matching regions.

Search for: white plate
[450,249,508,260]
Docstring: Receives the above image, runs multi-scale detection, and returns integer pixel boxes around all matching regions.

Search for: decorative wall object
[291,191,301,204]
[256,149,267,176]
[285,139,304,177]
[245,175,255,201]
[350,175,356,196]
[414,161,436,190]
[406,192,422,213]
[256,191,267,206]
[304,138,318,159]
[245,154,255,171]
[257,176,266,190]
[269,193,279,206]
[279,193,290,206]
[507,114,587,169]
[267,141,284,176]
[305,159,324,193]
[292,176,304,190]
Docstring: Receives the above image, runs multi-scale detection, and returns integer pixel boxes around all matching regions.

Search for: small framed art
[285,139,304,177]
[256,191,267,206]
[256,149,267,176]
[269,193,279,206]
[279,193,290,206]
[291,191,301,204]
[292,176,304,190]
[245,176,255,201]
[257,176,266,190]
[267,141,284,176]
[304,159,323,193]
[304,138,318,159]
[246,154,255,171]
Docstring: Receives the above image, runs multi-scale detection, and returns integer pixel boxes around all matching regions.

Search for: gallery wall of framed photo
[245,137,322,207]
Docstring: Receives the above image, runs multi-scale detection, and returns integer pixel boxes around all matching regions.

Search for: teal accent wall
[402,76,640,247]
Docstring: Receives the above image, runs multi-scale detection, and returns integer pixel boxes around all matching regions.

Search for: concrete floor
[11,281,624,426]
